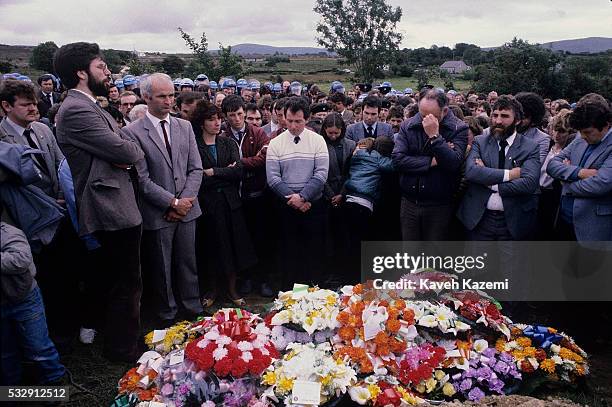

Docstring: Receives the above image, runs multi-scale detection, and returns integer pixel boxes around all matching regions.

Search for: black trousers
[277,199,327,291]
[400,198,453,241]
[92,225,142,359]
[242,192,276,285]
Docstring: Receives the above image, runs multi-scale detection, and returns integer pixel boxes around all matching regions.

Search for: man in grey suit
[457,96,541,240]
[515,92,551,166]
[0,80,64,201]
[122,73,203,324]
[345,96,394,142]
[330,93,355,125]
[54,42,145,362]
[547,93,612,241]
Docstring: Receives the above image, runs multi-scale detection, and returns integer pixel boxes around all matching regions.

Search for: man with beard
[54,42,145,362]
[457,96,540,240]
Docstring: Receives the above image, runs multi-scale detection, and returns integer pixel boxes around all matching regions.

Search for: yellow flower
[559,348,584,363]
[575,365,586,376]
[321,375,332,386]
[512,349,526,360]
[326,296,337,306]
[397,387,418,405]
[367,384,381,399]
[277,377,294,394]
[495,338,507,352]
[516,337,532,348]
[540,359,556,374]
[416,383,426,394]
[425,378,437,393]
[262,371,276,386]
[442,382,456,397]
[524,347,536,357]
[434,370,445,381]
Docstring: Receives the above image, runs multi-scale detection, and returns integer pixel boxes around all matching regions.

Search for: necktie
[498,139,508,169]
[366,126,374,138]
[160,120,172,160]
[294,136,300,144]
[237,130,244,143]
[44,93,52,105]
[23,129,48,174]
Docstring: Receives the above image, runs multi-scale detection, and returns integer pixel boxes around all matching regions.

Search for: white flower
[237,341,254,352]
[551,355,563,365]
[216,335,231,346]
[349,387,371,405]
[255,323,271,336]
[550,344,561,354]
[473,339,489,353]
[204,330,219,341]
[418,315,438,328]
[242,351,253,362]
[271,310,291,325]
[213,346,228,361]
[197,339,210,349]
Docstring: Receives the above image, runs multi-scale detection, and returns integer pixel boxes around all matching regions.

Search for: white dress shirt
[5,117,37,148]
[146,111,172,148]
[486,132,516,211]
[73,89,97,104]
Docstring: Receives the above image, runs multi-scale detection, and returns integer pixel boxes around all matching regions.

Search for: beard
[491,122,516,140]
[88,72,110,97]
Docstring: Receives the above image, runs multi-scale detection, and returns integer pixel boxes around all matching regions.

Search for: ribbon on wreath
[219,320,254,341]
[523,325,563,349]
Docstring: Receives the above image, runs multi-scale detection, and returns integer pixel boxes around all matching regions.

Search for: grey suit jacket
[0,118,64,199]
[262,122,273,136]
[345,121,394,142]
[55,89,144,236]
[520,127,550,166]
[341,110,355,125]
[121,115,203,230]
[546,132,612,241]
[324,137,356,198]
[457,133,541,239]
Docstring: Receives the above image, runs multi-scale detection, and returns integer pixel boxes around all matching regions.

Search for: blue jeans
[1,286,65,385]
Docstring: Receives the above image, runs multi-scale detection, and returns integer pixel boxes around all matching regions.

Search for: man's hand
[509,167,521,180]
[475,158,485,167]
[331,194,343,207]
[431,157,438,167]
[113,163,131,169]
[164,208,185,222]
[56,199,66,207]
[285,193,305,210]
[578,168,598,179]
[203,168,214,177]
[299,201,312,213]
[173,197,195,216]
[422,114,439,138]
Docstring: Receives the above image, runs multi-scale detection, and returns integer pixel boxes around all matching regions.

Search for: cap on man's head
[196,74,208,81]
[311,103,331,115]
[209,81,218,90]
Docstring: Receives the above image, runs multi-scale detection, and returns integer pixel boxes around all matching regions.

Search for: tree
[103,49,136,73]
[161,55,185,75]
[314,0,402,83]
[0,60,13,73]
[214,44,245,79]
[30,41,58,73]
[178,27,214,77]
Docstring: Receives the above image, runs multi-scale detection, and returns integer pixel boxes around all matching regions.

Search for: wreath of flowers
[348,375,423,406]
[268,287,340,335]
[117,367,158,402]
[185,322,279,378]
[443,291,512,338]
[261,342,357,405]
[412,300,471,335]
[495,324,588,380]
[397,343,446,387]
[144,320,196,355]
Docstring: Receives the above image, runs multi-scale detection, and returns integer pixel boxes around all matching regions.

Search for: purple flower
[482,348,496,358]
[489,378,505,394]
[494,361,510,375]
[467,387,486,401]
[459,378,473,392]
[499,352,513,363]
[477,366,493,380]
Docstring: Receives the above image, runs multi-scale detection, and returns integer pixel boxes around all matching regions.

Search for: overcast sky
[1,0,610,52]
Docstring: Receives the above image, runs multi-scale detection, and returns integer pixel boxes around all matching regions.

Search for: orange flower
[390,338,407,353]
[361,359,373,373]
[520,360,535,373]
[403,309,415,325]
[516,337,532,348]
[337,312,350,325]
[339,326,356,341]
[376,344,391,356]
[374,331,389,346]
[351,301,365,314]
[386,319,401,333]
[394,299,406,310]
[524,347,536,357]
[354,284,364,294]
[495,338,507,352]
[535,348,547,362]
[539,359,556,374]
[575,365,586,376]
[379,300,389,307]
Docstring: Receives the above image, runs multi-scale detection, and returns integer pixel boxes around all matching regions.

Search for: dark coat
[324,137,356,199]
[36,90,61,120]
[391,110,468,204]
[196,135,256,275]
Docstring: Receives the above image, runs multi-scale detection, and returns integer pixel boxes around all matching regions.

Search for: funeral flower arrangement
[261,342,357,405]
[268,285,340,335]
[114,281,590,406]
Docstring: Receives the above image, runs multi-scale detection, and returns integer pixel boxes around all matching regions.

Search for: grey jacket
[520,126,550,166]
[457,133,541,240]
[324,138,356,199]
[1,222,37,304]
[121,115,203,230]
[0,118,64,199]
[345,121,394,142]
[546,132,612,241]
[55,90,144,236]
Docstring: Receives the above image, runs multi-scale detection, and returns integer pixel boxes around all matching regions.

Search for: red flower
[185,340,214,371]
[375,386,401,406]
[214,358,233,377]
[231,358,249,377]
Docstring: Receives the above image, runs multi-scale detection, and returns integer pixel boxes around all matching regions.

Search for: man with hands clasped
[457,96,541,240]
[121,73,204,325]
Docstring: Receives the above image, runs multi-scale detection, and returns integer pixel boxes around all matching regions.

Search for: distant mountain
[209,43,335,56]
[482,37,612,53]
[538,37,612,54]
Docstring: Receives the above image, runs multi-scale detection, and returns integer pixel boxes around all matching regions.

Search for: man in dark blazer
[457,96,541,240]
[0,80,64,201]
[36,74,61,121]
[54,42,145,362]
[122,73,203,324]
[345,95,393,142]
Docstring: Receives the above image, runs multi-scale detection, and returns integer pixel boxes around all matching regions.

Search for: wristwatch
[172,198,179,208]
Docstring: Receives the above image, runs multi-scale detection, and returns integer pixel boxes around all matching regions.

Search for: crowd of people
[1,41,611,387]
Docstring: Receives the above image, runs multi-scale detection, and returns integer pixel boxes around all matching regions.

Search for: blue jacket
[392,111,468,204]
[344,149,394,204]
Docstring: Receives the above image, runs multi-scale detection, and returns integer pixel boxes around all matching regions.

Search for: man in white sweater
[266,96,329,289]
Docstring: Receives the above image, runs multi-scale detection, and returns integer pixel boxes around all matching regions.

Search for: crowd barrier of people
[1,41,610,387]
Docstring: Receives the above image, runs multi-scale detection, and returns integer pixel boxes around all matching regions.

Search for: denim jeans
[1,286,65,385]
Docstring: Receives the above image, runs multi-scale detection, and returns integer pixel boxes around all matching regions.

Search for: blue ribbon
[523,325,563,349]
